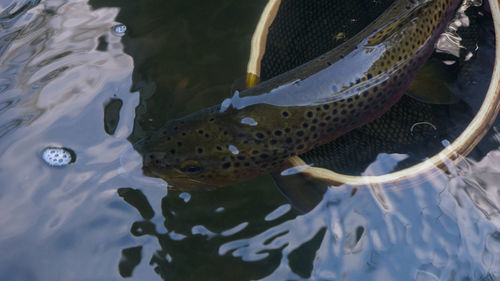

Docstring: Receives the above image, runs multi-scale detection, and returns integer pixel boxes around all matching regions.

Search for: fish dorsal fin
[366,0,433,46]
[406,58,459,104]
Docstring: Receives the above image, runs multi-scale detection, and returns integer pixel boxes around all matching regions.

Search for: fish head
[134,109,260,190]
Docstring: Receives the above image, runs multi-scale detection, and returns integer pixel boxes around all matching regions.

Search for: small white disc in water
[112,24,127,36]
[42,147,73,167]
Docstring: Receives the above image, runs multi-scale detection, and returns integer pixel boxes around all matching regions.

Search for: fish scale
[260,0,395,80]
[138,0,462,189]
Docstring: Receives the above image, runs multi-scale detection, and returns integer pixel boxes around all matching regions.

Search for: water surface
[1,0,500,280]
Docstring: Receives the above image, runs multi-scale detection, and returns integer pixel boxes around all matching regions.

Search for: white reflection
[265,204,291,221]
[219,148,500,280]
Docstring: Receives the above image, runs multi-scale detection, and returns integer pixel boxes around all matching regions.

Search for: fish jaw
[141,153,264,190]
[134,111,272,189]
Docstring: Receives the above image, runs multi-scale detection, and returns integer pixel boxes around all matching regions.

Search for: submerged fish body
[137,0,462,189]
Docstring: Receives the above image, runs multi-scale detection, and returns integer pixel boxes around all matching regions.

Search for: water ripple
[0,0,498,280]
[215,151,500,280]
[0,1,136,279]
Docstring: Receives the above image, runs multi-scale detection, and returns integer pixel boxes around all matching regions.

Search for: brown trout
[135,0,462,190]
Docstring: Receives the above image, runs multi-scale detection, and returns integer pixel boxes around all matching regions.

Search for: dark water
[1,0,500,280]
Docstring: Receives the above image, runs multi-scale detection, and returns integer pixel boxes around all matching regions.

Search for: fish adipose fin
[406,58,459,104]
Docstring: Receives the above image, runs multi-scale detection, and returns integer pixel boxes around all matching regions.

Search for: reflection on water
[0,0,500,280]
[0,0,142,280]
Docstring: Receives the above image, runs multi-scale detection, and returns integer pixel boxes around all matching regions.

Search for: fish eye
[179,160,203,174]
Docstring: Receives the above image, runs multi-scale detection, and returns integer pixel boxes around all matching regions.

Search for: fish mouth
[142,164,215,190]
[169,177,215,191]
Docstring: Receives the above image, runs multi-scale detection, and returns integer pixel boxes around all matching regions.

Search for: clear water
[1,0,500,280]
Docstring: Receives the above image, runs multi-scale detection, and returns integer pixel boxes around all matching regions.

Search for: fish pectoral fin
[271,173,327,214]
[272,157,328,213]
[406,58,459,104]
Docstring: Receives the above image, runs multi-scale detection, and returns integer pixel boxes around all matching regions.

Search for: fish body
[137,0,462,189]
